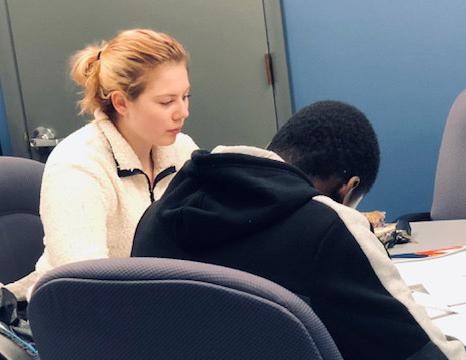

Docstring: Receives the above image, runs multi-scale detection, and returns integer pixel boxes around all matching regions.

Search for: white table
[389,219,466,255]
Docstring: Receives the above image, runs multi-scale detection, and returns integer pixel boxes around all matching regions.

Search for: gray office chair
[431,88,466,220]
[0,157,44,285]
[397,89,466,221]
[28,258,343,360]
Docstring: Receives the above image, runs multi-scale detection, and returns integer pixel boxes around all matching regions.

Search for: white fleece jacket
[6,110,198,300]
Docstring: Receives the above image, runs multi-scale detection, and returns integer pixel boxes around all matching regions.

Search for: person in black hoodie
[131,101,465,360]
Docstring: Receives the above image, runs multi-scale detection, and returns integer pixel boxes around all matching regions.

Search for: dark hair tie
[97,51,102,60]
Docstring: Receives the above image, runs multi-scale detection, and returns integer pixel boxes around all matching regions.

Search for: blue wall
[0,82,12,156]
[281,0,466,219]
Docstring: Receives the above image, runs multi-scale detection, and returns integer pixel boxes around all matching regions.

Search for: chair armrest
[395,212,431,223]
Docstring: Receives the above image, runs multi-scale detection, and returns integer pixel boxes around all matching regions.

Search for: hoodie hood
[155,147,320,250]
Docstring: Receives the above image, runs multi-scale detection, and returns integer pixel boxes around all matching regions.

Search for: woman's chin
[154,134,178,147]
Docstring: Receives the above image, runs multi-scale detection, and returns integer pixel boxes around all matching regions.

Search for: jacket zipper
[117,166,176,203]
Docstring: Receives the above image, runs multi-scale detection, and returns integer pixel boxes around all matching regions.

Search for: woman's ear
[111,91,129,117]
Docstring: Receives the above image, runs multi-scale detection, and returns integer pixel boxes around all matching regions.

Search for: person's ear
[111,91,130,117]
[338,176,362,208]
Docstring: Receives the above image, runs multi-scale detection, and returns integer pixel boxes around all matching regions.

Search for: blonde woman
[6,29,198,300]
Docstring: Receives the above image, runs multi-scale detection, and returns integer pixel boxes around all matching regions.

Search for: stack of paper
[395,251,466,344]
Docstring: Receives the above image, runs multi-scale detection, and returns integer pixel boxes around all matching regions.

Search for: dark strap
[0,324,37,360]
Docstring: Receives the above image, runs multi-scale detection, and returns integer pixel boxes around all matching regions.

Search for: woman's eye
[159,95,190,106]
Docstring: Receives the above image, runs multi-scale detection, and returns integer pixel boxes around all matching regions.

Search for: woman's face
[122,62,190,147]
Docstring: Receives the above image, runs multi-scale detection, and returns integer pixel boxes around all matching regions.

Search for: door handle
[30,127,63,148]
[30,138,61,147]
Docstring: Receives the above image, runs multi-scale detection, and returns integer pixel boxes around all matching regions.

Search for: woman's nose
[174,101,189,121]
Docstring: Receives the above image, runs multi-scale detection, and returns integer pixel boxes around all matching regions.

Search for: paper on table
[433,314,466,344]
[422,277,466,307]
[408,288,466,345]
[395,251,466,286]
[452,304,466,315]
[411,291,455,319]
[396,251,466,345]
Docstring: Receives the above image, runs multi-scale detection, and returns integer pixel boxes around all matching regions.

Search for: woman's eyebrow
[153,86,191,98]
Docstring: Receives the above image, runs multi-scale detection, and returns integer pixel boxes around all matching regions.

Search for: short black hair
[268,100,380,197]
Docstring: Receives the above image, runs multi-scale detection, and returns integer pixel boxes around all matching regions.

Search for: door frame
[0,0,31,157]
[0,0,292,158]
[263,0,293,129]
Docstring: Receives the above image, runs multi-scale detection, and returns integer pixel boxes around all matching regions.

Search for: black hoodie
[132,149,461,360]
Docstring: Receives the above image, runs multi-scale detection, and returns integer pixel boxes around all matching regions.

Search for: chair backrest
[0,156,44,284]
[29,258,343,360]
[431,89,466,220]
